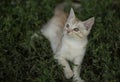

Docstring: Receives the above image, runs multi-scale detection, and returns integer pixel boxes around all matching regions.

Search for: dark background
[0,0,120,82]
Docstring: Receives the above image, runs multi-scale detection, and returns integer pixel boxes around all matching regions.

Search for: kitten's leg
[57,57,73,79]
[73,56,84,82]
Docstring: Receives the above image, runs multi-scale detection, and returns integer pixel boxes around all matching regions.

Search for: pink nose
[66,29,72,33]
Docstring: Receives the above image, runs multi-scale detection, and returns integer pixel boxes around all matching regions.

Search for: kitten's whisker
[75,33,82,39]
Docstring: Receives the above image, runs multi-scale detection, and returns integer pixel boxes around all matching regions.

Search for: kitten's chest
[55,37,87,61]
[63,38,81,50]
[57,36,87,61]
[62,37,85,52]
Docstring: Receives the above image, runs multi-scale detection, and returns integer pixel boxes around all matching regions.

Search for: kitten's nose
[67,29,72,33]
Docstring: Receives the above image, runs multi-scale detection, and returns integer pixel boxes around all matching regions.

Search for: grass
[0,0,120,82]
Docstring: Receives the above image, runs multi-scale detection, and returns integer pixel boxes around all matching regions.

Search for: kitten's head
[64,8,95,39]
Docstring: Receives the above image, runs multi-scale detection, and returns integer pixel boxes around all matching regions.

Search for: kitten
[41,4,95,82]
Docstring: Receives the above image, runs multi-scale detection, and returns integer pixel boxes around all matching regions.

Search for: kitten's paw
[64,70,73,79]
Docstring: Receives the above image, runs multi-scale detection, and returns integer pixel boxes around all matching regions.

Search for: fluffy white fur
[41,6,95,82]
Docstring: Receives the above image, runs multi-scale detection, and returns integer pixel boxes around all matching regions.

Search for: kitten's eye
[66,24,70,28]
[73,28,79,32]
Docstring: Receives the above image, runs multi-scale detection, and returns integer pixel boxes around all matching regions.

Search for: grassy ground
[0,0,120,82]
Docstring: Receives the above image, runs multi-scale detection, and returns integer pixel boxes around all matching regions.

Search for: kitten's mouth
[66,29,72,34]
[67,30,70,33]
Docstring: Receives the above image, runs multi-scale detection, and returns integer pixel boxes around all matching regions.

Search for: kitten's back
[41,4,67,53]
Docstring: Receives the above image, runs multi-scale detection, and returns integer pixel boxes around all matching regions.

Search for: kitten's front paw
[64,70,73,79]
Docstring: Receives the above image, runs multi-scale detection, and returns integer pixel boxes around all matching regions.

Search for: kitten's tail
[54,3,66,16]
[54,1,81,16]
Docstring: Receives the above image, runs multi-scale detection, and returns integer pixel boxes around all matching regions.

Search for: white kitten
[41,5,95,82]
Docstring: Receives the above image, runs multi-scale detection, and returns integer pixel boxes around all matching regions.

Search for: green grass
[0,0,120,82]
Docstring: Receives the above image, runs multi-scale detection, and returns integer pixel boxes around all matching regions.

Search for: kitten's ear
[68,8,76,20]
[83,17,95,31]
